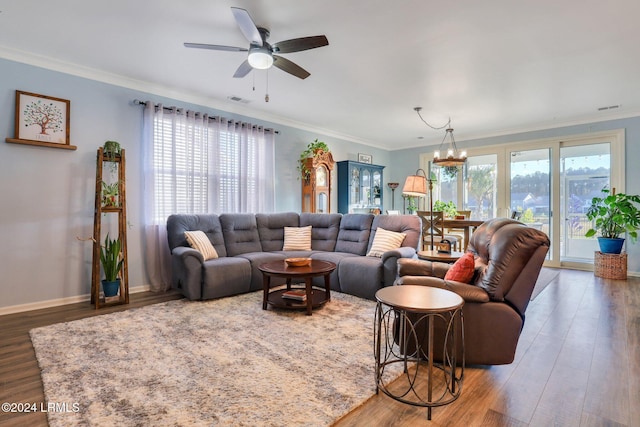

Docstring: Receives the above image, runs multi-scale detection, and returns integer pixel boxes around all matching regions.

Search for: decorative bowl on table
[285,257,312,267]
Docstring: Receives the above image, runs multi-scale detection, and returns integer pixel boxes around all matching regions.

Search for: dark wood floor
[1,270,638,426]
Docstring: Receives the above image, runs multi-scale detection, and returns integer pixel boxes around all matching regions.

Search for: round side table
[417,250,465,263]
[374,285,465,420]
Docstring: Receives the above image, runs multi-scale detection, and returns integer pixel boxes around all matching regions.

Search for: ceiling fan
[184,7,329,80]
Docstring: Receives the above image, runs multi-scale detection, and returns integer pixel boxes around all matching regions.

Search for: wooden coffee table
[259,259,336,315]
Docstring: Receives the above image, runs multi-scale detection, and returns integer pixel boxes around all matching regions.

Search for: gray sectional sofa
[166,212,421,301]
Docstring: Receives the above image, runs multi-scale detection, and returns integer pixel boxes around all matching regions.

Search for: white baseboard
[0,285,151,316]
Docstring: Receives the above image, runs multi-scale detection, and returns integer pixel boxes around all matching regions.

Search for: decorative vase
[597,237,625,254]
[102,279,120,297]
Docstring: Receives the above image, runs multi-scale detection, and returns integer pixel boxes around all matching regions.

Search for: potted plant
[101,181,119,207]
[104,140,121,162]
[297,139,330,180]
[405,196,417,214]
[585,188,640,254]
[433,200,458,218]
[100,233,124,297]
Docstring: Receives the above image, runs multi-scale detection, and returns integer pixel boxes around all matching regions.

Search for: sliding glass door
[510,148,551,257]
[560,143,610,262]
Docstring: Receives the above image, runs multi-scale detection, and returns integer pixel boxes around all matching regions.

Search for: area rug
[530,267,560,300]
[30,291,396,427]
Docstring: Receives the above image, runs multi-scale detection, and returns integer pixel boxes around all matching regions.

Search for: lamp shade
[402,174,427,197]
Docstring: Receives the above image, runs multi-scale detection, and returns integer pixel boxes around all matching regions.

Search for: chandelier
[414,107,467,167]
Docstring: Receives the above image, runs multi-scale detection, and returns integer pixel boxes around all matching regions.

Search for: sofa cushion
[366,227,406,257]
[237,252,288,291]
[256,212,300,251]
[338,256,384,300]
[283,226,312,251]
[202,257,252,299]
[369,214,421,252]
[184,230,219,260]
[220,214,262,256]
[334,214,374,255]
[444,252,475,283]
[300,213,342,251]
[167,214,227,257]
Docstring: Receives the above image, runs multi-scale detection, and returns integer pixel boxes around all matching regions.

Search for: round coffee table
[259,259,336,316]
[374,285,465,420]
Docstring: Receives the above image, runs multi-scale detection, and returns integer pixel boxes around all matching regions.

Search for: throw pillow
[283,226,312,251]
[444,252,475,283]
[184,230,218,261]
[367,227,406,258]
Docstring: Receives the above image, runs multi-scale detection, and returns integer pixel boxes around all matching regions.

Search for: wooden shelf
[91,147,129,309]
[6,138,77,150]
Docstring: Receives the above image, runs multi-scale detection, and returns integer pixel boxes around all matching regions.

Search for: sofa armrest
[395,275,490,304]
[172,246,204,263]
[397,258,449,279]
[171,246,205,300]
[380,246,417,287]
[381,246,416,262]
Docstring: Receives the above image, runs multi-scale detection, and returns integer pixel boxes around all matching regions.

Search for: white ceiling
[1,0,639,150]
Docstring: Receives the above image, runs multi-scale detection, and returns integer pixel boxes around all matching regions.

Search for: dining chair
[417,211,460,251]
[446,210,471,250]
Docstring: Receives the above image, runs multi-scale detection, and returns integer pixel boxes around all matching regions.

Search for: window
[148,107,275,223]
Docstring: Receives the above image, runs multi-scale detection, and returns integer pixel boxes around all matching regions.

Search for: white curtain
[142,102,275,292]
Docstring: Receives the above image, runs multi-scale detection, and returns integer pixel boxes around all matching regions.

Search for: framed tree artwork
[5,90,77,150]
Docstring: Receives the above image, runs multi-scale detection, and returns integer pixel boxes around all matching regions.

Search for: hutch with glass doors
[337,160,385,214]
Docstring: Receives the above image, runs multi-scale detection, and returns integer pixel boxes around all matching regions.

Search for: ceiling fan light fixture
[248,47,273,69]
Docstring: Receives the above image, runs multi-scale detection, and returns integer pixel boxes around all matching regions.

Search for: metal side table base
[374,285,465,421]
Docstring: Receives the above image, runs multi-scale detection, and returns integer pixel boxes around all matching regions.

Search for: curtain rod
[132,99,279,134]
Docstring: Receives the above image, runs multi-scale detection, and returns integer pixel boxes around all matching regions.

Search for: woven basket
[594,251,627,280]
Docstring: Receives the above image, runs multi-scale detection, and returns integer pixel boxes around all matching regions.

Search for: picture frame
[5,90,76,150]
[358,153,372,164]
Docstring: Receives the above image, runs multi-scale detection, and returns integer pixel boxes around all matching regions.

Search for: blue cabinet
[337,161,385,214]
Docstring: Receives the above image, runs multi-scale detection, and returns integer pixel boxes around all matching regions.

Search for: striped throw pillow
[283,226,312,251]
[367,227,406,257]
[184,230,218,261]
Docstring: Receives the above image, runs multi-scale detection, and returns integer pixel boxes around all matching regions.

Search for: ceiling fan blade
[233,60,253,78]
[231,7,262,46]
[184,43,248,52]
[272,35,329,54]
[273,55,310,79]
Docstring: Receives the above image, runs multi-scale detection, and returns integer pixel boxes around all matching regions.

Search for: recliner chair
[395,218,550,365]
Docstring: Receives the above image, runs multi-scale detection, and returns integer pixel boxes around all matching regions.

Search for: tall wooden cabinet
[337,161,385,214]
[91,147,129,308]
[301,150,335,213]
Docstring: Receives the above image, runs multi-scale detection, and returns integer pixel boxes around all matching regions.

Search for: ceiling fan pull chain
[265,70,270,102]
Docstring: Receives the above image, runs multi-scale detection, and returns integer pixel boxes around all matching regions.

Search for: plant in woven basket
[585,187,640,254]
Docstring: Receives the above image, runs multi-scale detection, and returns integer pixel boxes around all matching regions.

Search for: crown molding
[0,45,376,147]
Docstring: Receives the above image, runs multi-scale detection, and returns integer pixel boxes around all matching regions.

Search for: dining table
[441,218,485,252]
